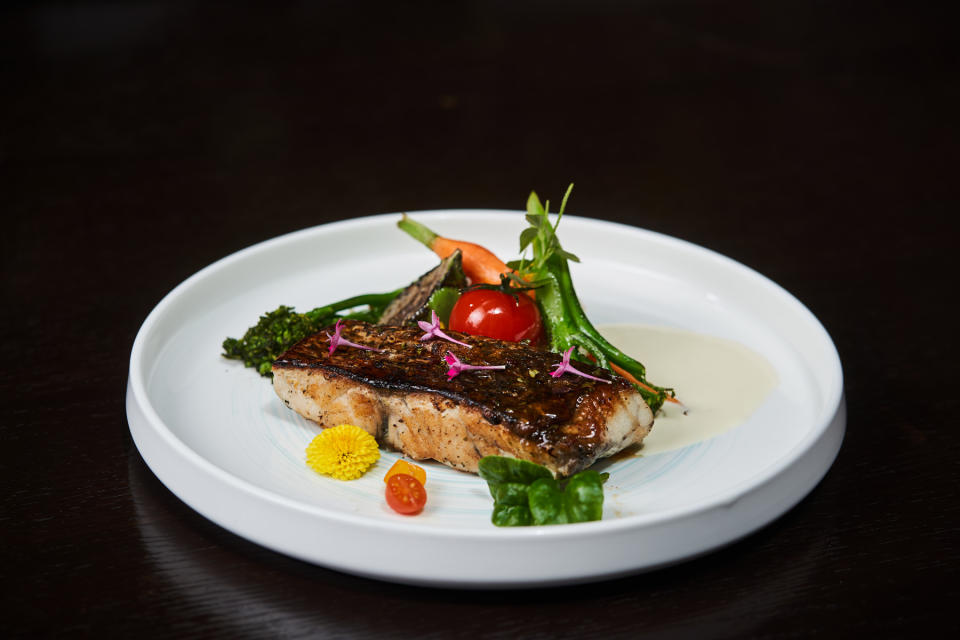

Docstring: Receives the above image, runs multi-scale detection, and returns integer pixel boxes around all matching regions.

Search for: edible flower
[306,424,380,480]
[550,347,611,383]
[444,350,506,381]
[327,319,382,355]
[418,310,471,348]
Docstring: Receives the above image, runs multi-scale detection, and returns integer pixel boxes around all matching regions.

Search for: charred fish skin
[272,320,653,476]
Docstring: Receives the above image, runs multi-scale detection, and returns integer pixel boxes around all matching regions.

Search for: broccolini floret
[222,291,401,376]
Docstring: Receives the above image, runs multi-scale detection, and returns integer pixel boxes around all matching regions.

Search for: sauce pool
[598,324,779,456]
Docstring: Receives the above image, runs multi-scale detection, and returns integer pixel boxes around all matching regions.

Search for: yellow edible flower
[306,424,380,480]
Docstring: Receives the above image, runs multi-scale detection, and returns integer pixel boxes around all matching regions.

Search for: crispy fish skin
[272,320,653,476]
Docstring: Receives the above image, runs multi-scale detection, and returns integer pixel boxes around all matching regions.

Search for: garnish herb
[477,456,608,526]
[222,291,400,376]
[513,185,675,412]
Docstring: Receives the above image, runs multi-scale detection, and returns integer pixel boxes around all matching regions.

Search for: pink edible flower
[550,346,611,384]
[418,311,472,348]
[327,319,383,355]
[444,351,506,381]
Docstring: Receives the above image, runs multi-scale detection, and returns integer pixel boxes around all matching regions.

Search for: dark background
[2,1,957,637]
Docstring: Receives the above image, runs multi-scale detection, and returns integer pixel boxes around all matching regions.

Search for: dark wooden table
[3,1,956,637]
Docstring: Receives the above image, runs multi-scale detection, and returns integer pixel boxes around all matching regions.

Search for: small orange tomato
[384,459,427,486]
[385,473,427,515]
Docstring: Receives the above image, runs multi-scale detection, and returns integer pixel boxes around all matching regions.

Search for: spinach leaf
[478,456,606,527]
[492,503,533,527]
[563,470,605,522]
[490,482,530,506]
[528,478,568,525]
[478,456,552,486]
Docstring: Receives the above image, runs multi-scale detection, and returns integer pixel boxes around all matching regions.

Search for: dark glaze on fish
[274,320,631,454]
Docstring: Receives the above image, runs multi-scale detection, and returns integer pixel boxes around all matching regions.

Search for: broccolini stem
[538,254,668,412]
[305,290,403,321]
[550,256,646,379]
[222,289,403,378]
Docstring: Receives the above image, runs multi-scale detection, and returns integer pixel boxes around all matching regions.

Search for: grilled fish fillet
[272,320,653,477]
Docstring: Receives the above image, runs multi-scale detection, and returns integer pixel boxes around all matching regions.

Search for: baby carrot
[609,362,686,411]
[398,214,512,286]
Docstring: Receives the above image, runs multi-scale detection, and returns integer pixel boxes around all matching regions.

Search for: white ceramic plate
[126,211,844,588]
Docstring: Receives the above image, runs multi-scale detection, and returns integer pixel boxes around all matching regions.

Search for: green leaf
[489,482,530,506]
[479,456,608,527]
[519,226,539,253]
[528,478,569,525]
[427,287,461,325]
[526,191,545,216]
[563,470,605,523]
[554,248,581,263]
[478,456,552,485]
[492,503,533,527]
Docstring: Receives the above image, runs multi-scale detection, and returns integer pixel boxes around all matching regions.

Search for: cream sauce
[598,324,779,456]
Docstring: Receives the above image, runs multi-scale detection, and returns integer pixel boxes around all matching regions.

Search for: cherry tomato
[448,289,542,343]
[385,473,427,515]
[384,459,427,486]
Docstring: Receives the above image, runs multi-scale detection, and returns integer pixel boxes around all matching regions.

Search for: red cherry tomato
[448,289,543,343]
[385,473,427,515]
